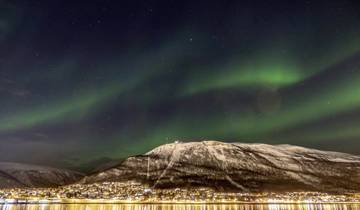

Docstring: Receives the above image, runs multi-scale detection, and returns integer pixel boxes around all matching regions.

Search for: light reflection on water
[1,204,360,210]
[0,204,360,210]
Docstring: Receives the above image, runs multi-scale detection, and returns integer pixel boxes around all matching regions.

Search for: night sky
[1,0,360,171]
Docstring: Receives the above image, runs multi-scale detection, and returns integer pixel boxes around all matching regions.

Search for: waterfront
[2,182,360,203]
[2,204,360,210]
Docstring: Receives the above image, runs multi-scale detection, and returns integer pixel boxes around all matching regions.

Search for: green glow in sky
[182,56,303,95]
[0,83,124,132]
[2,0,360,168]
[0,40,188,132]
[125,56,360,154]
[182,32,360,96]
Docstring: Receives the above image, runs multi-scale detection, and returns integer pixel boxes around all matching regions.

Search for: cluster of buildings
[0,182,359,203]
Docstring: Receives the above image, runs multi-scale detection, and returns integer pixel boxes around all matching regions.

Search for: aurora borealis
[1,0,360,171]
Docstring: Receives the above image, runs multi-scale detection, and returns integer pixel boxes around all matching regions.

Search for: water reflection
[1,204,360,210]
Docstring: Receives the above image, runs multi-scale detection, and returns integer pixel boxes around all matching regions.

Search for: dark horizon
[1,0,360,170]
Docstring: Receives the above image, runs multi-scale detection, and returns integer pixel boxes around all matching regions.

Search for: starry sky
[1,0,360,171]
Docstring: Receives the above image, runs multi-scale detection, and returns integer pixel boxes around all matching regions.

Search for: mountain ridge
[81,140,360,193]
[0,162,84,188]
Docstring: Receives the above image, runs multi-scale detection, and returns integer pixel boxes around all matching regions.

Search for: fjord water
[2,204,360,210]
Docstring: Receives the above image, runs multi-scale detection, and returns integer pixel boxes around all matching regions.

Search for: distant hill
[0,162,84,188]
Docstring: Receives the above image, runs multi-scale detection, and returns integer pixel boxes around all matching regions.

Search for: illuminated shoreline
[3,201,360,205]
[2,182,360,205]
[3,198,360,205]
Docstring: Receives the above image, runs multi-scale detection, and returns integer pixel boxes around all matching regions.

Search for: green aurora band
[0,41,188,132]
[1,2,360,166]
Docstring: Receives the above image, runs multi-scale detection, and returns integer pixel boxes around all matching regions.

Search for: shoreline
[2,199,360,205]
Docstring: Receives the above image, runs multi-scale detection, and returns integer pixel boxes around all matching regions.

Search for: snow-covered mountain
[81,141,360,193]
[0,162,84,188]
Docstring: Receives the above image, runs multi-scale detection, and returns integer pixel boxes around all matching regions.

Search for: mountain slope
[0,162,84,188]
[81,141,360,193]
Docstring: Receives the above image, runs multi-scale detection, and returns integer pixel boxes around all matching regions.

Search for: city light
[1,181,359,204]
